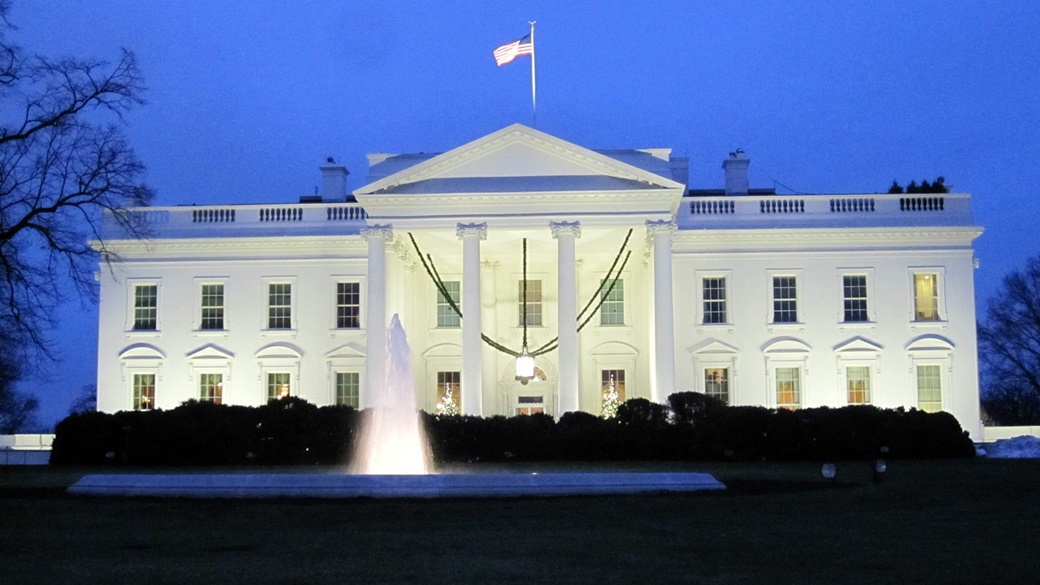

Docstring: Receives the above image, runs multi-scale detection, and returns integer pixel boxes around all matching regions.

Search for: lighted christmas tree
[436,383,460,416]
[601,377,620,419]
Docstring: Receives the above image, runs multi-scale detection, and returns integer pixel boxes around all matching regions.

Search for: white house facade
[93,124,985,437]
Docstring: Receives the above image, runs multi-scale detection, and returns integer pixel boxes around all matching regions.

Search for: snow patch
[984,435,1040,458]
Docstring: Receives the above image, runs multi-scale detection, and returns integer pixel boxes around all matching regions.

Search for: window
[200,284,225,330]
[600,278,625,325]
[772,276,798,323]
[199,373,223,404]
[267,283,292,329]
[267,372,291,401]
[846,366,871,404]
[601,369,626,403]
[132,373,155,410]
[843,275,869,322]
[702,277,727,324]
[917,364,942,412]
[436,371,461,410]
[133,284,158,330]
[776,367,801,409]
[437,281,460,328]
[704,368,729,405]
[335,372,360,408]
[336,282,361,329]
[516,395,544,416]
[913,273,940,321]
[518,279,542,327]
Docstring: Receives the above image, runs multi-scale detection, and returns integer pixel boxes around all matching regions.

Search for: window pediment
[325,342,366,359]
[688,338,740,356]
[255,342,303,360]
[186,344,234,360]
[833,337,884,354]
[423,343,462,359]
[906,334,955,352]
[590,341,639,357]
[762,337,812,355]
[118,343,166,360]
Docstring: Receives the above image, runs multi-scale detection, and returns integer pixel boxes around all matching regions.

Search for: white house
[94,124,984,437]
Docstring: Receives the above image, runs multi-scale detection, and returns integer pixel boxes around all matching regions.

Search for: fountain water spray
[349,314,433,475]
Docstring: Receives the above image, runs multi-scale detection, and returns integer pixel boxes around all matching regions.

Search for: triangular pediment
[834,337,884,353]
[353,124,686,228]
[356,124,683,196]
[186,344,234,360]
[688,339,740,355]
[325,342,366,359]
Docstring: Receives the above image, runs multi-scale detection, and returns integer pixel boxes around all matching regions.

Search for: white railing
[679,193,974,228]
[110,202,369,237]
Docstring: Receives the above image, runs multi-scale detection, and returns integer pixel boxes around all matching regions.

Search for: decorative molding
[361,224,394,243]
[456,222,487,240]
[646,219,677,237]
[550,220,581,239]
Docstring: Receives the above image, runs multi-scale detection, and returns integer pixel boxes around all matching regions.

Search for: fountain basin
[68,472,725,498]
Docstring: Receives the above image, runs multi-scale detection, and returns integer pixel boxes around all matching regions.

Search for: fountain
[349,314,432,475]
[68,315,725,498]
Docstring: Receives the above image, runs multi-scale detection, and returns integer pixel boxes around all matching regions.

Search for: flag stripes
[493,35,533,66]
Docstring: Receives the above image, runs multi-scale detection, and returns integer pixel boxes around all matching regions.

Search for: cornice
[673,227,984,252]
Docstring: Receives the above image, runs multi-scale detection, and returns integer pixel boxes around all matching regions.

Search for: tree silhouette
[0,1,153,374]
[978,255,1040,422]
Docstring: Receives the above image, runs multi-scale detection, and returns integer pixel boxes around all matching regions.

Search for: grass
[1,459,1038,584]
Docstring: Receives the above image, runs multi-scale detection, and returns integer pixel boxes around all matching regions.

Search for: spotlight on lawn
[873,446,889,483]
[821,462,837,482]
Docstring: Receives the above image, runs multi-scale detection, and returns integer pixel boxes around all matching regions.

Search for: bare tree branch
[0,3,153,381]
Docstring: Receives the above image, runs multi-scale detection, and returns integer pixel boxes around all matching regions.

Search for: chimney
[320,157,349,201]
[722,149,749,196]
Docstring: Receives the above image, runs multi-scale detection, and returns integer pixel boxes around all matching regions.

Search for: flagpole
[529,20,537,128]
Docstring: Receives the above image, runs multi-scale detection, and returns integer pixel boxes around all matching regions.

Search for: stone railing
[109,202,369,238]
[680,193,973,228]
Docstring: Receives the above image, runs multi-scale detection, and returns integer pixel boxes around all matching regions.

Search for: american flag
[493,35,533,66]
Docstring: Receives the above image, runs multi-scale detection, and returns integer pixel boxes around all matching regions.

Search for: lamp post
[515,238,536,385]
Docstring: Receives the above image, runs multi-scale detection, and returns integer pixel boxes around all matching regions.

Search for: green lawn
[1,459,1038,585]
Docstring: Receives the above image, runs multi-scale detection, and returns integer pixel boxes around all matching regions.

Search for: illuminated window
[843,275,869,322]
[916,365,942,412]
[335,371,360,408]
[267,372,291,401]
[336,282,361,329]
[846,366,871,404]
[200,284,225,330]
[776,367,801,409]
[132,373,155,411]
[437,282,460,328]
[267,283,292,329]
[702,278,727,324]
[199,373,223,404]
[516,395,544,416]
[600,279,625,326]
[913,273,940,321]
[601,369,626,403]
[518,279,542,327]
[436,371,461,409]
[133,284,158,330]
[704,368,729,405]
[772,276,798,323]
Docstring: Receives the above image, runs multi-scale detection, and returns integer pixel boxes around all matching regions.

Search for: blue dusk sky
[10,0,1040,428]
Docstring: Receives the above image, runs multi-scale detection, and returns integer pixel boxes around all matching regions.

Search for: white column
[552,221,581,414]
[361,225,393,409]
[457,222,487,416]
[647,220,677,404]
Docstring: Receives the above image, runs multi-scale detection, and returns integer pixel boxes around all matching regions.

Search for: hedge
[50,393,974,466]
